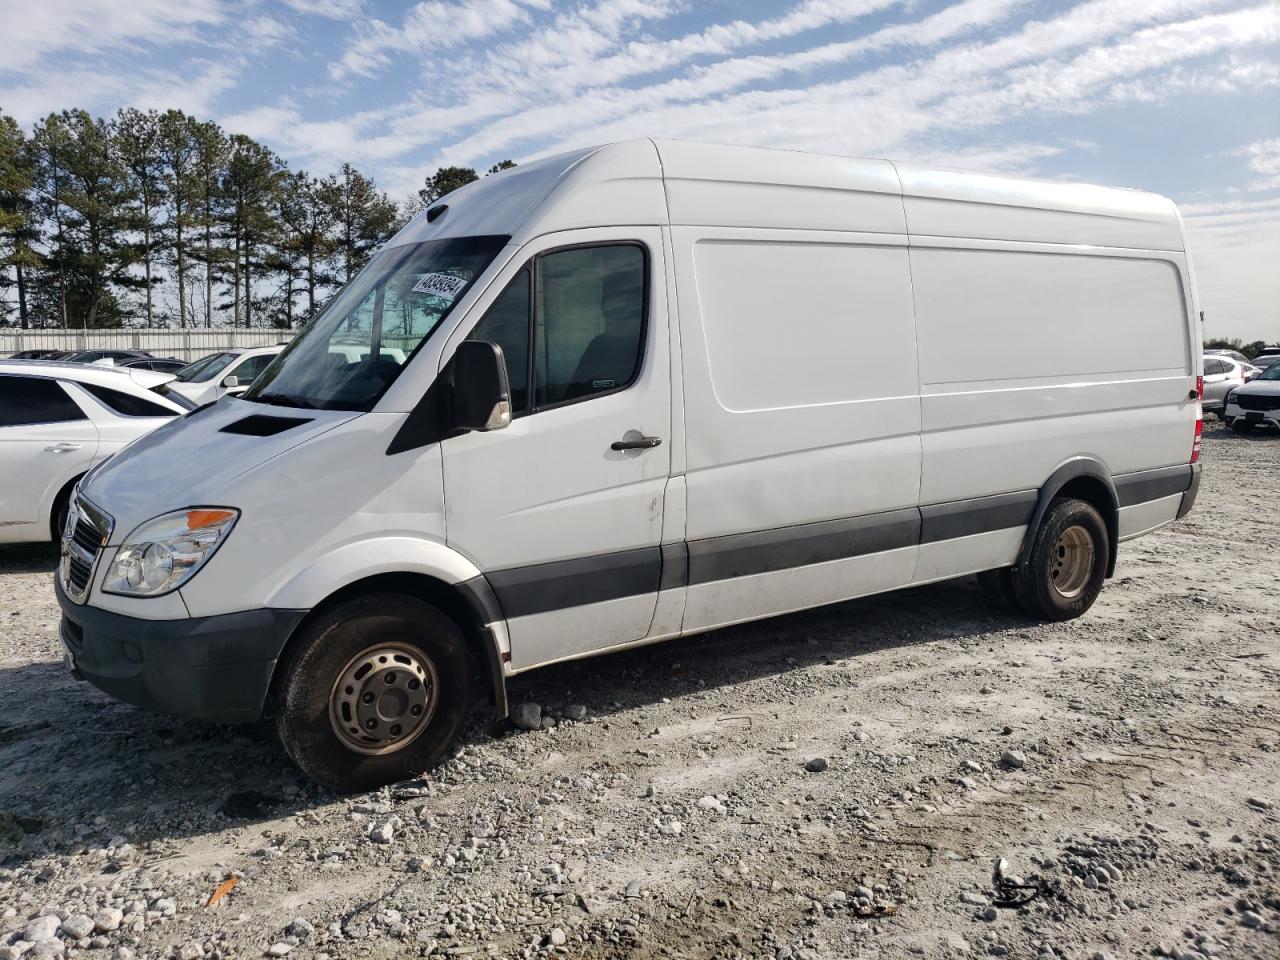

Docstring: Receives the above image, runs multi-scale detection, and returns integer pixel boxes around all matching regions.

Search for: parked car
[1202,356,1254,418]
[7,349,66,360]
[1252,354,1280,371]
[1254,346,1280,359]
[0,361,194,544]
[167,347,283,405]
[61,349,154,366]
[56,139,1202,792]
[1223,362,1280,432]
[120,357,188,374]
[1205,348,1252,365]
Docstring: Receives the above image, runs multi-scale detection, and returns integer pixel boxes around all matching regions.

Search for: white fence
[0,328,295,363]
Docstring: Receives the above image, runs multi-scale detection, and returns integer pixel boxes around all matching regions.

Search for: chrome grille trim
[59,492,114,604]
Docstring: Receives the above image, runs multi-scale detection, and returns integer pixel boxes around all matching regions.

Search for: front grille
[1236,393,1280,412]
[60,495,113,604]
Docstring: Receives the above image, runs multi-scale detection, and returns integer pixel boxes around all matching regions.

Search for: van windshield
[244,235,509,411]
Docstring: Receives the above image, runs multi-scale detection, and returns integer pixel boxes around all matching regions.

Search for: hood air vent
[220,414,313,437]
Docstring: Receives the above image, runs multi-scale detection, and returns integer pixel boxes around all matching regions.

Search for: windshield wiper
[251,392,320,409]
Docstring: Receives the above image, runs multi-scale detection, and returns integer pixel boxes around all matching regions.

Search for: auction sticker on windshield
[412,273,468,299]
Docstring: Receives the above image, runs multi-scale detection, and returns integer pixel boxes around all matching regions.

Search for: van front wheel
[1012,498,1108,621]
[275,594,476,793]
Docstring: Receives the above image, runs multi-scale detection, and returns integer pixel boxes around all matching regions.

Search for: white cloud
[330,0,556,79]
[0,0,227,73]
[280,0,366,17]
[1239,136,1280,190]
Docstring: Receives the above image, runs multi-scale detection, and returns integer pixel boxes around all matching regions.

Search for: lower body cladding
[56,463,1199,724]
[494,462,1201,668]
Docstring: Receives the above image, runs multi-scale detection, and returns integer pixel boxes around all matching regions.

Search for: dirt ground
[1,425,1278,960]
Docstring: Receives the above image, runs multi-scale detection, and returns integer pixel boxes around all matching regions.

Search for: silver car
[1203,356,1257,419]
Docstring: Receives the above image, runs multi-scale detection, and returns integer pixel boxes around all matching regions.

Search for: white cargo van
[56,140,1202,791]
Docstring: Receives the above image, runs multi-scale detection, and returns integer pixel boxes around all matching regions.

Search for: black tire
[49,478,80,542]
[977,567,1022,612]
[1012,498,1108,622]
[275,593,477,793]
[1230,420,1251,434]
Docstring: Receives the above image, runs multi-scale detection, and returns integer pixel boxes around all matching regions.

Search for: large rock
[511,703,542,731]
[94,908,124,933]
[60,915,94,940]
[23,917,60,944]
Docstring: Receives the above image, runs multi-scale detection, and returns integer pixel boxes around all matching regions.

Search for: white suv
[0,362,193,543]
[167,346,283,406]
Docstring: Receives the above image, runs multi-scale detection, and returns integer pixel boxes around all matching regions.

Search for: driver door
[441,228,671,670]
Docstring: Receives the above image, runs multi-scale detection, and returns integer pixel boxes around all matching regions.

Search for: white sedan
[166,346,283,406]
[0,361,194,543]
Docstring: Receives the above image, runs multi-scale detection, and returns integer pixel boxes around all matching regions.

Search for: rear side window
[81,382,177,418]
[1204,358,1227,375]
[467,243,646,415]
[0,375,87,426]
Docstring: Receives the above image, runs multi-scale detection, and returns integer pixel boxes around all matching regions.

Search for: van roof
[389,138,1183,253]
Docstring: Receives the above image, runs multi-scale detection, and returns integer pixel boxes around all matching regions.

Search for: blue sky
[1,0,1278,338]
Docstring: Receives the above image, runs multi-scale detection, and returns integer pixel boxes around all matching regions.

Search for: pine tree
[27,110,141,328]
[157,110,199,328]
[114,108,165,326]
[191,120,228,327]
[222,134,283,327]
[276,171,336,325]
[322,163,399,284]
[417,165,478,210]
[0,112,39,327]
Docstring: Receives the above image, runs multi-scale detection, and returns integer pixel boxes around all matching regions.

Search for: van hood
[81,397,359,541]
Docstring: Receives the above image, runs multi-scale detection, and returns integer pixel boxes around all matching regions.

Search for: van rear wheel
[275,593,476,793]
[1012,498,1108,621]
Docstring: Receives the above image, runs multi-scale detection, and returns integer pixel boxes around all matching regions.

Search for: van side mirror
[450,340,511,432]
[221,374,239,389]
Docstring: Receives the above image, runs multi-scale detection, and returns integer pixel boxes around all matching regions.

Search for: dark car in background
[120,357,188,374]
[60,349,154,365]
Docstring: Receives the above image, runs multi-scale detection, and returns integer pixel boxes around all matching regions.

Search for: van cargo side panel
[672,225,922,635]
[911,245,1196,507]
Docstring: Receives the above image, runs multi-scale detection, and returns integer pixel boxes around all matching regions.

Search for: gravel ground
[1,426,1278,960]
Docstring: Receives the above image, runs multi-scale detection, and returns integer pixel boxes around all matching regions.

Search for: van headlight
[103,508,239,597]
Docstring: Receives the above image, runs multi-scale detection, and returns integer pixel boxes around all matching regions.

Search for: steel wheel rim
[1050,525,1094,599]
[328,643,439,756]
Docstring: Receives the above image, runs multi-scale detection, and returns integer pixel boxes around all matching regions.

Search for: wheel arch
[266,569,509,721]
[47,472,88,541]
[1016,457,1120,578]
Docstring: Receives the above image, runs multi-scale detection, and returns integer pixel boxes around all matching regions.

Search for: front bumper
[1224,402,1280,429]
[56,577,306,723]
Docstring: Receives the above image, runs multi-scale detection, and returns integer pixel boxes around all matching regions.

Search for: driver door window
[467,243,646,414]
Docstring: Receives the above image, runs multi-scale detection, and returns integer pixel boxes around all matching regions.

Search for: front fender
[266,536,484,610]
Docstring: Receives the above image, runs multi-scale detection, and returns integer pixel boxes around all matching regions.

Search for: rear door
[0,375,98,537]
[441,228,671,669]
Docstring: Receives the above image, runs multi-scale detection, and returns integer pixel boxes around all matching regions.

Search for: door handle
[1188,389,1199,400]
[45,442,83,452]
[610,436,662,451]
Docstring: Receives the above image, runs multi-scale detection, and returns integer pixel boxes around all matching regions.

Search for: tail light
[1191,375,1203,464]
